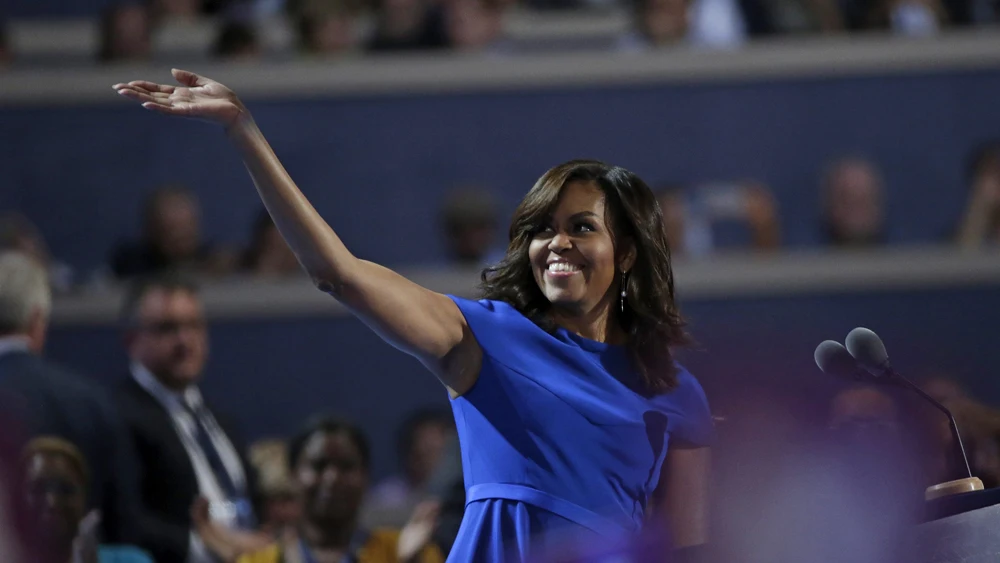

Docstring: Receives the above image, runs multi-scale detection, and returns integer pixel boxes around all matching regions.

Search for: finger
[128,80,176,94]
[172,68,205,87]
[118,89,167,104]
[118,86,172,100]
[142,102,187,116]
[190,496,211,524]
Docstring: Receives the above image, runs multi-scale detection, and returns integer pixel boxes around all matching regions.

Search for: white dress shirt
[130,362,250,563]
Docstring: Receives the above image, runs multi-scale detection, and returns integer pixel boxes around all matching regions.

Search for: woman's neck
[551,296,626,344]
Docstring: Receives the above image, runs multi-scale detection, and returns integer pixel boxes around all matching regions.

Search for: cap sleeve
[447,296,527,359]
[667,369,715,448]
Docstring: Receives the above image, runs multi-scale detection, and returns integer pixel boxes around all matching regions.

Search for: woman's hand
[71,510,101,563]
[114,69,247,128]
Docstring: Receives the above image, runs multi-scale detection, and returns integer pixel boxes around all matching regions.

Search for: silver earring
[619,271,628,313]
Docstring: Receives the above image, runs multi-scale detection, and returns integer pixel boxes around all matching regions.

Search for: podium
[916,489,1000,563]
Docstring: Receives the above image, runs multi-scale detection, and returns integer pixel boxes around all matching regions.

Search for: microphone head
[845,327,890,374]
[814,340,869,381]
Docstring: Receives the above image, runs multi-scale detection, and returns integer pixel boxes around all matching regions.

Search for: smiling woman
[113,70,713,562]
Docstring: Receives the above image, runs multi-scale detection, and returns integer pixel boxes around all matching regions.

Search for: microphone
[844,327,977,488]
[814,340,870,382]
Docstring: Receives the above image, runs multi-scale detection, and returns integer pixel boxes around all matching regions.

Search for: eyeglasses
[139,319,206,336]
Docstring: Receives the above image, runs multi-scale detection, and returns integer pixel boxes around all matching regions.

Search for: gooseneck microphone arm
[882,363,973,480]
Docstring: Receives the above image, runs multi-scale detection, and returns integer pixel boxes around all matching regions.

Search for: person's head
[0,22,10,67]
[122,273,207,390]
[248,440,302,534]
[98,2,152,62]
[21,437,89,558]
[397,409,453,487]
[288,416,370,527]
[441,187,499,265]
[445,0,504,51]
[0,213,52,268]
[481,160,688,392]
[151,0,201,18]
[141,186,203,262]
[635,0,689,45]
[0,252,52,353]
[244,209,300,276]
[214,22,260,60]
[821,157,884,247]
[297,0,360,54]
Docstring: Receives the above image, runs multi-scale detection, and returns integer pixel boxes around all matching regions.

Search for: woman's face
[24,452,86,549]
[296,431,368,525]
[528,181,622,318]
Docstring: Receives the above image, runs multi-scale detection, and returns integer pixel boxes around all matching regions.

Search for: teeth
[548,263,582,273]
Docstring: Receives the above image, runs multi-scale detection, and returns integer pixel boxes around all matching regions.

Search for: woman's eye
[575,222,595,233]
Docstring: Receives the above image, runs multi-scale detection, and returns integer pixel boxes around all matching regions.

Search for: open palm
[114,69,245,127]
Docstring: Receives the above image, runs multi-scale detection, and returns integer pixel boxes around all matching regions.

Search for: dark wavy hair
[480,160,689,392]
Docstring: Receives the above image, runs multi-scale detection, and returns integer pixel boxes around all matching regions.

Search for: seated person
[21,437,152,563]
[198,416,443,563]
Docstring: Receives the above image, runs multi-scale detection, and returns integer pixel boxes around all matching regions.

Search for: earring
[619,271,628,313]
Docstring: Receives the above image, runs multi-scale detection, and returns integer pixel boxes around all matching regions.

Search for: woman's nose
[548,232,571,252]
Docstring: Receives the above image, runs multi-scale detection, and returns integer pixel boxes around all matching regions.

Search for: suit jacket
[115,376,258,563]
[0,350,143,546]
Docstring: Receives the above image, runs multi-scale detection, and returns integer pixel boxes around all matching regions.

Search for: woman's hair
[21,437,90,489]
[287,415,371,472]
[480,159,689,392]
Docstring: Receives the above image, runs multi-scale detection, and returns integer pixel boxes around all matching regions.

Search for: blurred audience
[367,0,446,51]
[215,21,262,60]
[0,22,10,68]
[110,186,234,280]
[655,182,780,256]
[0,252,143,548]
[199,415,444,562]
[439,187,502,266]
[619,0,749,50]
[242,210,302,278]
[0,213,75,293]
[152,0,205,19]
[98,3,153,63]
[247,440,301,537]
[362,409,453,530]
[956,140,1000,249]
[21,437,153,563]
[443,0,510,52]
[820,156,885,248]
[114,273,262,562]
[294,0,364,56]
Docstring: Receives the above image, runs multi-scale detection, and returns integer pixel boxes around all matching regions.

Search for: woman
[21,437,152,563]
[200,417,442,563]
[114,71,713,561]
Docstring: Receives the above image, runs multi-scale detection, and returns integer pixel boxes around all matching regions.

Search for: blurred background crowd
[1,0,1000,560]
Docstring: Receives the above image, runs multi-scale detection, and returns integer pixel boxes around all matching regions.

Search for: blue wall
[45,284,1000,478]
[3,68,1000,276]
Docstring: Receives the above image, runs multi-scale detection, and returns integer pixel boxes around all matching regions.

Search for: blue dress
[446,297,714,562]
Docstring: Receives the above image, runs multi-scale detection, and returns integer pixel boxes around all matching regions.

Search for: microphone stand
[882,363,983,500]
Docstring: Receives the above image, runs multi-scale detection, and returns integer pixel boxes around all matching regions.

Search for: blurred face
[310,15,358,54]
[24,452,86,552]
[149,194,201,261]
[642,0,688,44]
[448,221,496,265]
[296,431,368,525]
[446,0,500,50]
[128,288,208,390]
[528,182,623,319]
[828,387,899,439]
[826,163,883,244]
[110,4,151,60]
[407,423,449,487]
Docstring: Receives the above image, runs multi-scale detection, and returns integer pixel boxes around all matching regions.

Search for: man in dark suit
[0,251,142,547]
[115,272,259,563]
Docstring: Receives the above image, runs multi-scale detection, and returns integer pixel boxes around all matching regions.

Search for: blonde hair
[0,251,51,335]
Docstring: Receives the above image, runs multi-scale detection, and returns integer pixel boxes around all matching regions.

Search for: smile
[546,262,583,275]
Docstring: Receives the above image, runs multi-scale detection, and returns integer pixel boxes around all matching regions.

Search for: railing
[50,246,1000,325]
